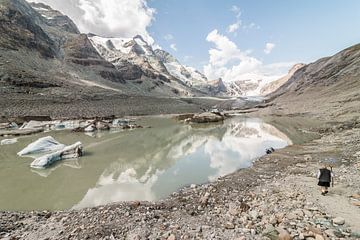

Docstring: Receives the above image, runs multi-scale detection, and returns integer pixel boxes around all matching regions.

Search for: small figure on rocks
[266,147,275,155]
[317,162,334,195]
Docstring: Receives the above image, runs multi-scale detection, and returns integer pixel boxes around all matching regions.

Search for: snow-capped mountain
[223,71,289,97]
[154,49,207,86]
[89,34,227,96]
[89,35,171,80]
[2,0,297,99]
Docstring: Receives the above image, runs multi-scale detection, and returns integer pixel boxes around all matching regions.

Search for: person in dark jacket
[317,164,334,195]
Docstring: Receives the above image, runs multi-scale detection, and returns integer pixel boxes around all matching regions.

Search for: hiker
[317,163,334,195]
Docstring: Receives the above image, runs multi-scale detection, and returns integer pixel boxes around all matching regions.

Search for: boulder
[315,234,325,240]
[174,113,195,121]
[189,112,224,123]
[224,222,235,229]
[228,203,239,216]
[332,216,345,225]
[199,192,210,205]
[262,224,279,240]
[278,230,292,240]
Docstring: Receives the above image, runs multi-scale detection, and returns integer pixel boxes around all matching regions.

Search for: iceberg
[112,119,134,127]
[55,121,81,130]
[30,142,83,169]
[17,136,65,156]
[84,125,96,132]
[20,120,54,129]
[1,138,18,145]
[0,122,18,130]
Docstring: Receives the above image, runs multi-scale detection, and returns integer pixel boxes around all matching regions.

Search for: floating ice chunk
[52,120,83,130]
[84,125,96,132]
[0,122,18,130]
[30,142,83,169]
[112,119,135,128]
[20,121,54,129]
[17,136,65,156]
[1,138,18,145]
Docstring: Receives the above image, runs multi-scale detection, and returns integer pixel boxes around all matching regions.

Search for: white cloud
[204,29,261,81]
[227,21,241,33]
[227,6,260,34]
[164,34,174,41]
[170,43,177,51]
[228,5,241,33]
[203,30,293,88]
[230,5,241,18]
[183,55,193,62]
[243,22,260,30]
[27,0,156,44]
[264,43,276,54]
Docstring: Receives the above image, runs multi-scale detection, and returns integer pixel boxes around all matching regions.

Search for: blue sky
[148,0,360,70]
[33,0,360,82]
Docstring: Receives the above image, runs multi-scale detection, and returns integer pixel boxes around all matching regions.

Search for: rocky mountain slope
[260,63,306,96]
[264,44,360,120]
[0,0,208,100]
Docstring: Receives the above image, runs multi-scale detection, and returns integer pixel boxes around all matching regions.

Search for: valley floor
[0,113,359,240]
[0,93,249,120]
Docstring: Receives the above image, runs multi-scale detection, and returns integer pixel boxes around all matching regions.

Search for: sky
[28,0,360,82]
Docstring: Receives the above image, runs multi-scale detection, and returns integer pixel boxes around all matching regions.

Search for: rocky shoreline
[1,115,359,240]
[0,93,254,121]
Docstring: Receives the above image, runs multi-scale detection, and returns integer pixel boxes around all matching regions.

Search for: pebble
[167,234,176,240]
[278,230,292,240]
[315,234,325,240]
[224,222,235,229]
[332,216,345,225]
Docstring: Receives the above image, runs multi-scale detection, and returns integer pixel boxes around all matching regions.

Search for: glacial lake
[0,116,299,211]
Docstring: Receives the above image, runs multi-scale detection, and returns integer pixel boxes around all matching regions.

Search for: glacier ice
[17,136,66,156]
[1,138,18,145]
[30,141,83,169]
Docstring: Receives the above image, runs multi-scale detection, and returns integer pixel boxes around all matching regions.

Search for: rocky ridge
[263,44,360,121]
[261,64,306,96]
[0,0,208,100]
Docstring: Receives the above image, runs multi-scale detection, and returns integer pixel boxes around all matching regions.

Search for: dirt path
[297,176,360,232]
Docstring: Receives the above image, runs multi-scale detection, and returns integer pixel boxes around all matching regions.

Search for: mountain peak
[154,49,178,63]
[133,35,148,46]
[29,1,79,34]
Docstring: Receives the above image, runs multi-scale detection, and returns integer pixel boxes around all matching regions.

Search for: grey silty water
[0,117,292,211]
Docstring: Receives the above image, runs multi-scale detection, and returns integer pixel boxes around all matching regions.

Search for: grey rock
[332,217,345,225]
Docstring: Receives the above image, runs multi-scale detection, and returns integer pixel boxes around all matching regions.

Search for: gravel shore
[1,116,359,239]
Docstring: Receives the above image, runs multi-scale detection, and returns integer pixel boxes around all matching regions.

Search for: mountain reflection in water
[0,117,293,210]
[73,118,291,209]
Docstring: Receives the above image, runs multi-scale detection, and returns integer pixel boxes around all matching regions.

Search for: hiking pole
[331,166,334,187]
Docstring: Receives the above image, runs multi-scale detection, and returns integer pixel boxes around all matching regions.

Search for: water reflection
[74,118,291,209]
[0,117,293,210]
